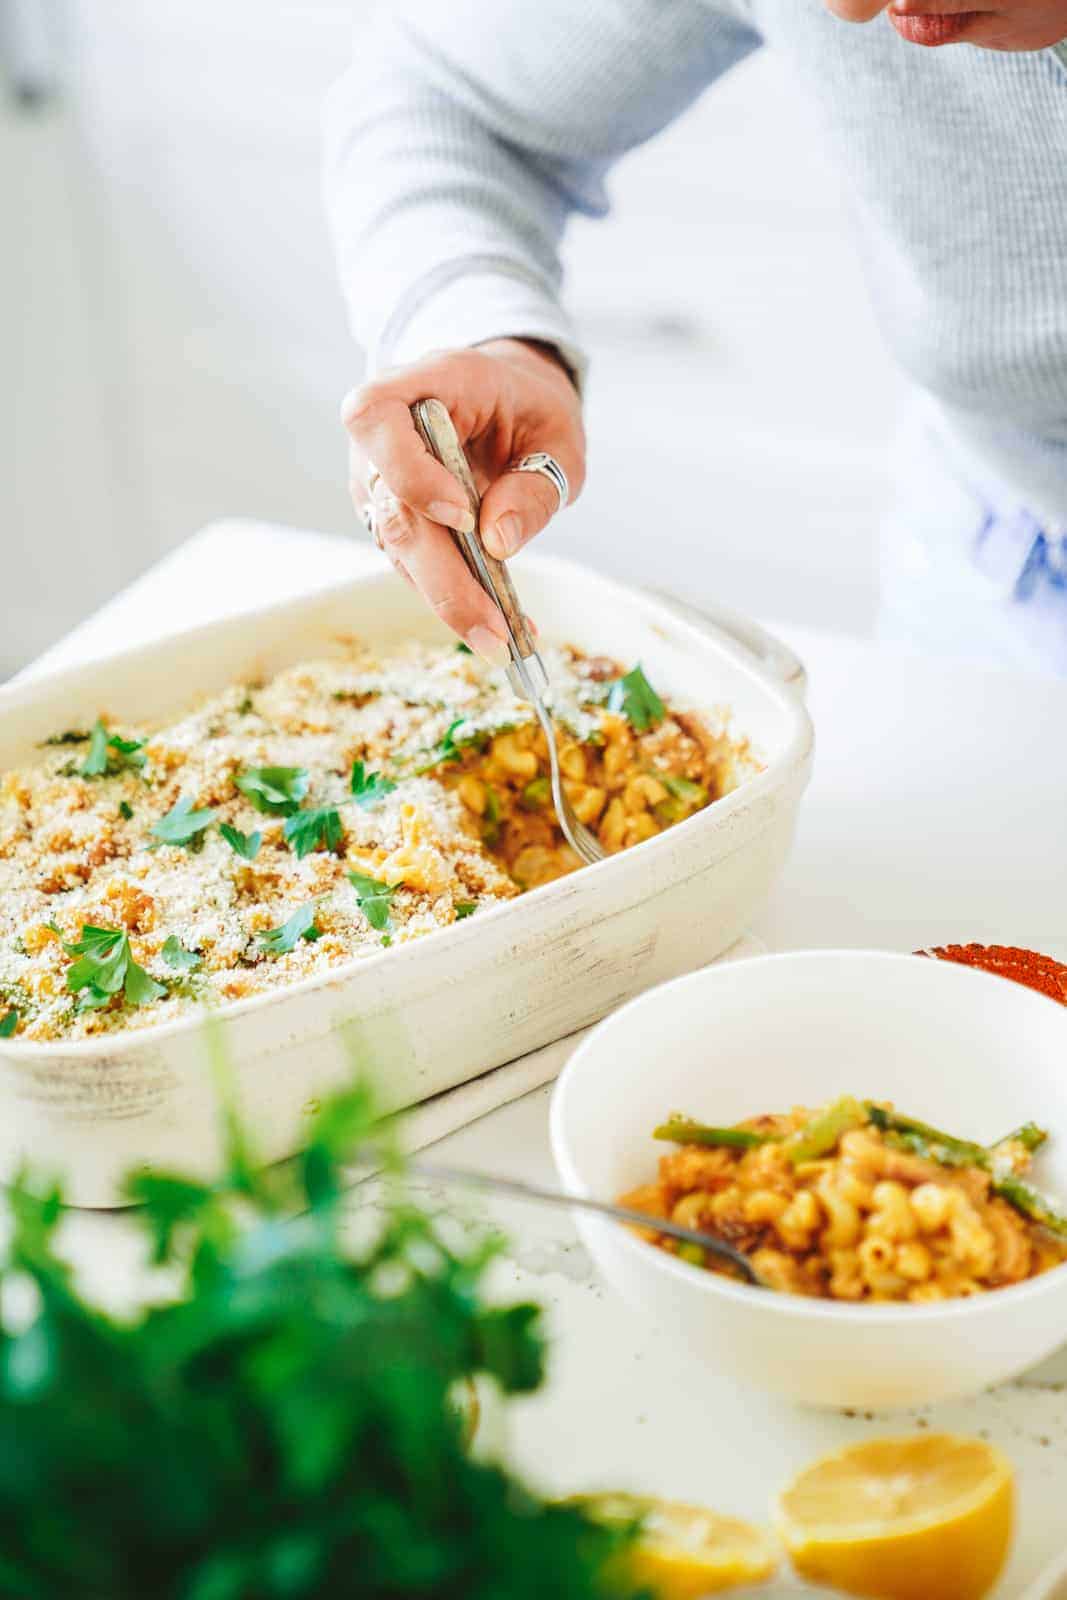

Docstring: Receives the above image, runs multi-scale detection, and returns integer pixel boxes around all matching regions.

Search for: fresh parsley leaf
[606,664,666,732]
[0,1008,18,1038]
[123,960,168,1008]
[108,732,145,760]
[258,901,322,955]
[42,729,90,747]
[220,822,262,861]
[236,694,254,715]
[455,641,474,655]
[64,925,166,1012]
[380,933,393,948]
[150,795,219,850]
[415,717,481,773]
[347,871,399,934]
[349,760,397,810]
[234,766,309,816]
[80,720,147,779]
[454,901,477,920]
[118,800,134,821]
[161,935,202,973]
[283,806,344,859]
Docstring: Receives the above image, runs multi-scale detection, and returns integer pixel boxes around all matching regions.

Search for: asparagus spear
[785,1096,867,1165]
[864,1103,990,1167]
[652,1117,771,1150]
[868,1105,1065,1234]
[991,1175,1067,1239]
[867,1105,1051,1173]
[992,1122,1048,1156]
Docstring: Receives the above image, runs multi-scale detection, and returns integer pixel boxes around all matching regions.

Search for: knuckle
[340,382,383,433]
[376,500,416,550]
[430,592,475,630]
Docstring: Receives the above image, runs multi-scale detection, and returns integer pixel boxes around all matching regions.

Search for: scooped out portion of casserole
[0,642,755,1042]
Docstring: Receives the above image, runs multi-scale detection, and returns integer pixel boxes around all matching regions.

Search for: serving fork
[406,1157,764,1287]
[410,398,605,867]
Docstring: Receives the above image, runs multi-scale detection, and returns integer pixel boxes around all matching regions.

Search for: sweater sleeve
[322,0,762,379]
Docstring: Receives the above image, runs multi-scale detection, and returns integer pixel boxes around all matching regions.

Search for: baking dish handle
[645,588,808,700]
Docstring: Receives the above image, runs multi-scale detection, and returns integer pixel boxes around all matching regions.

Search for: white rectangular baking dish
[0,555,813,1205]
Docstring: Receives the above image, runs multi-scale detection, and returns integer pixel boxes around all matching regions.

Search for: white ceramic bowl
[550,950,1067,1409]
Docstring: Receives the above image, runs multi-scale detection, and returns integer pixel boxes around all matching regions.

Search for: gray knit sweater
[323,0,1067,523]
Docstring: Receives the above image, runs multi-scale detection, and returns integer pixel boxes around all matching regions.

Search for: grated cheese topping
[0,641,753,1044]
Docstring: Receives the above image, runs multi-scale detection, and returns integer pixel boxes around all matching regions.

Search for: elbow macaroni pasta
[621,1102,1067,1304]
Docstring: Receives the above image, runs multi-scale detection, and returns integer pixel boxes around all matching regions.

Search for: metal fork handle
[408,1157,763,1286]
[411,398,538,664]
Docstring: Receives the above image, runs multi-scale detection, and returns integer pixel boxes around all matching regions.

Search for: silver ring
[513,452,569,514]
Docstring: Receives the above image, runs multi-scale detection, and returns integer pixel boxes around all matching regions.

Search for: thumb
[480,449,578,560]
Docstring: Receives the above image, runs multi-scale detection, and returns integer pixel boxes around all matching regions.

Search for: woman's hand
[342,338,585,661]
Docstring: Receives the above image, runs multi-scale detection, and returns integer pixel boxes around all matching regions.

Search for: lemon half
[776,1433,1014,1600]
[580,1492,778,1597]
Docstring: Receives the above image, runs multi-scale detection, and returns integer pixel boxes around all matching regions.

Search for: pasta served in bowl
[621,1099,1067,1301]
[551,950,1067,1408]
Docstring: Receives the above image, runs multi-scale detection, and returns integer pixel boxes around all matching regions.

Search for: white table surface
[32,521,1067,1598]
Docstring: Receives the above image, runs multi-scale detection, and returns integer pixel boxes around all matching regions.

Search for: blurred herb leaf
[80,719,147,778]
[0,1042,643,1600]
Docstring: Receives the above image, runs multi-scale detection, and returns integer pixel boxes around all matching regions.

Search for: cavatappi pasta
[0,641,754,1042]
[622,1099,1067,1302]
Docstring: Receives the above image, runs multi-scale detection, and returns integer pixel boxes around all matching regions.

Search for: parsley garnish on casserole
[0,642,752,1040]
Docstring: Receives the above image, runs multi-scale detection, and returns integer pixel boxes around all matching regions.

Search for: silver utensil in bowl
[410,397,606,867]
[407,1157,764,1287]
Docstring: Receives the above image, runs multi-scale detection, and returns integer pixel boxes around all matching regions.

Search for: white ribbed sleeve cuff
[377,263,588,392]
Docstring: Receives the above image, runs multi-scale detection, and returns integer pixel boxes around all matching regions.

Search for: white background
[2,0,904,676]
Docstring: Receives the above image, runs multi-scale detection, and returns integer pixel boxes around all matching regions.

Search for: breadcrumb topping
[0,642,753,1043]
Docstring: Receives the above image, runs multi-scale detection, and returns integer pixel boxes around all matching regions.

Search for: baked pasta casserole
[622,1098,1067,1301]
[0,642,753,1042]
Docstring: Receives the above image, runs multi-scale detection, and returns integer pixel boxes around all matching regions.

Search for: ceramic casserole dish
[0,555,813,1205]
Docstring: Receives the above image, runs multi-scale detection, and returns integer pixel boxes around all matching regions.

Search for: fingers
[480,459,568,560]
[343,361,486,533]
[368,479,510,664]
